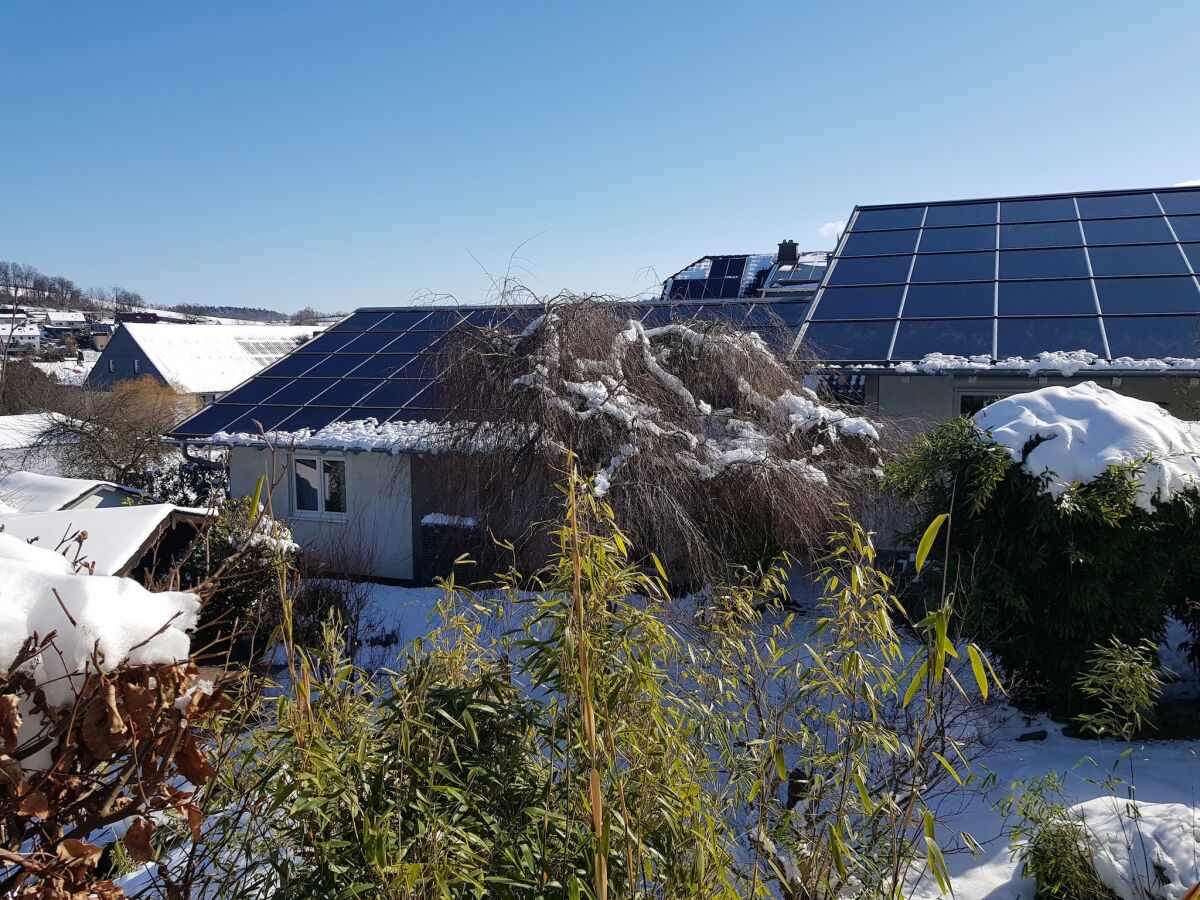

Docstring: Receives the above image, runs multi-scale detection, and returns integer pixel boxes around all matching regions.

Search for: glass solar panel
[1159,191,1200,215]
[1170,216,1200,242]
[997,318,1105,358]
[797,186,1200,365]
[923,202,996,227]
[853,206,925,231]
[1095,277,1200,314]
[893,319,992,359]
[812,286,904,320]
[1088,244,1190,277]
[1104,315,1200,358]
[998,280,1096,316]
[917,225,995,252]
[1083,216,1175,245]
[801,321,894,360]
[903,283,994,318]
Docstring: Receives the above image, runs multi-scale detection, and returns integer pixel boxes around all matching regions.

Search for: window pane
[323,460,346,513]
[1000,197,1077,223]
[891,319,992,360]
[1077,193,1160,218]
[997,318,1104,358]
[923,202,996,227]
[1000,221,1083,249]
[852,206,925,230]
[999,248,1090,279]
[998,280,1096,316]
[902,283,994,318]
[1082,216,1174,245]
[295,458,319,512]
[1104,315,1200,359]
[1170,216,1200,242]
[801,321,895,361]
[917,226,995,252]
[1158,189,1200,215]
[1096,277,1200,314]
[840,229,919,256]
[826,255,913,285]
[812,286,904,319]
[910,251,994,282]
[1088,244,1189,276]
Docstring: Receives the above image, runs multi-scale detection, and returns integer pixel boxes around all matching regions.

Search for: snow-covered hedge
[884,382,1200,712]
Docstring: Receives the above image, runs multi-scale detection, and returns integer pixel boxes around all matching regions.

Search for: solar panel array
[801,186,1200,363]
[170,299,814,438]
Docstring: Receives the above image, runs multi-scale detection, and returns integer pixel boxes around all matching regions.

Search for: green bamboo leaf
[967,644,989,701]
[915,513,949,574]
[248,475,265,522]
[932,752,963,786]
[903,660,928,707]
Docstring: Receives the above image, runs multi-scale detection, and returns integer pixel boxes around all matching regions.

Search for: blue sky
[2,1,1198,313]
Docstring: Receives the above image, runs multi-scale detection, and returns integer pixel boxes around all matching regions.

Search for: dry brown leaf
[124,817,156,863]
[55,837,102,869]
[81,692,128,759]
[184,803,204,842]
[17,786,50,819]
[0,693,21,750]
[175,732,216,786]
[120,683,158,735]
[0,753,24,790]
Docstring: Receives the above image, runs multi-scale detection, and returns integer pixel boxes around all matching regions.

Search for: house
[89,322,114,350]
[799,184,1200,423]
[87,323,323,406]
[0,503,209,578]
[0,316,41,353]
[43,310,88,333]
[0,470,144,512]
[169,183,1200,580]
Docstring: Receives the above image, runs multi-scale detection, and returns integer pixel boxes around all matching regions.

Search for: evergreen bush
[883,416,1200,715]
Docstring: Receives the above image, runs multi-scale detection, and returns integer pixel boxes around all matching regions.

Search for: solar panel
[802,185,1200,363]
[172,296,813,440]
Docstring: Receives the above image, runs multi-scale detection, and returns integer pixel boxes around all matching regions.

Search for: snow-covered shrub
[0,533,225,897]
[433,294,887,582]
[177,495,297,661]
[125,452,229,507]
[884,382,1200,714]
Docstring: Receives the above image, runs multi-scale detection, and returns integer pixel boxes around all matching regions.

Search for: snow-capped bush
[884,384,1200,713]
[431,295,886,581]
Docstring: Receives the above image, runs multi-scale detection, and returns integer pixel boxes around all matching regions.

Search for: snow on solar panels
[800,185,1200,363]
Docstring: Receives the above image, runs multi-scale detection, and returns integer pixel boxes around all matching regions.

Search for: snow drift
[0,532,199,714]
[974,381,1200,510]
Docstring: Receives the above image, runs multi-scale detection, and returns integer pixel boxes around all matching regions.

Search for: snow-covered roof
[0,532,198,718]
[841,350,1200,377]
[0,470,139,512]
[0,413,59,451]
[0,503,206,576]
[118,323,323,394]
[33,350,99,386]
[974,381,1200,510]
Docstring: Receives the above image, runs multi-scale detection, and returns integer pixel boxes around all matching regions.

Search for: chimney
[777,239,798,265]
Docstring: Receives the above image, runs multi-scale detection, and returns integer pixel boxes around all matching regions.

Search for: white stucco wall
[227,445,415,580]
[873,373,1198,432]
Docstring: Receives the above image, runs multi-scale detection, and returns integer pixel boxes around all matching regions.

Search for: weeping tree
[430,294,888,582]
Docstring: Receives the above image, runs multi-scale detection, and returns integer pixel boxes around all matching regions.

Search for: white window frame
[290,453,348,521]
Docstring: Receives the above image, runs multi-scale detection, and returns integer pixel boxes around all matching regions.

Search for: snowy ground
[359,582,1200,899]
[32,349,99,385]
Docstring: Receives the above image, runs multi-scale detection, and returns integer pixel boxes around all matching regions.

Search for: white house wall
[873,373,1197,432]
[227,445,415,581]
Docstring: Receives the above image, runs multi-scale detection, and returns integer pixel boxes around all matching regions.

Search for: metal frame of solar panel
[798,185,1200,364]
[171,294,820,439]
